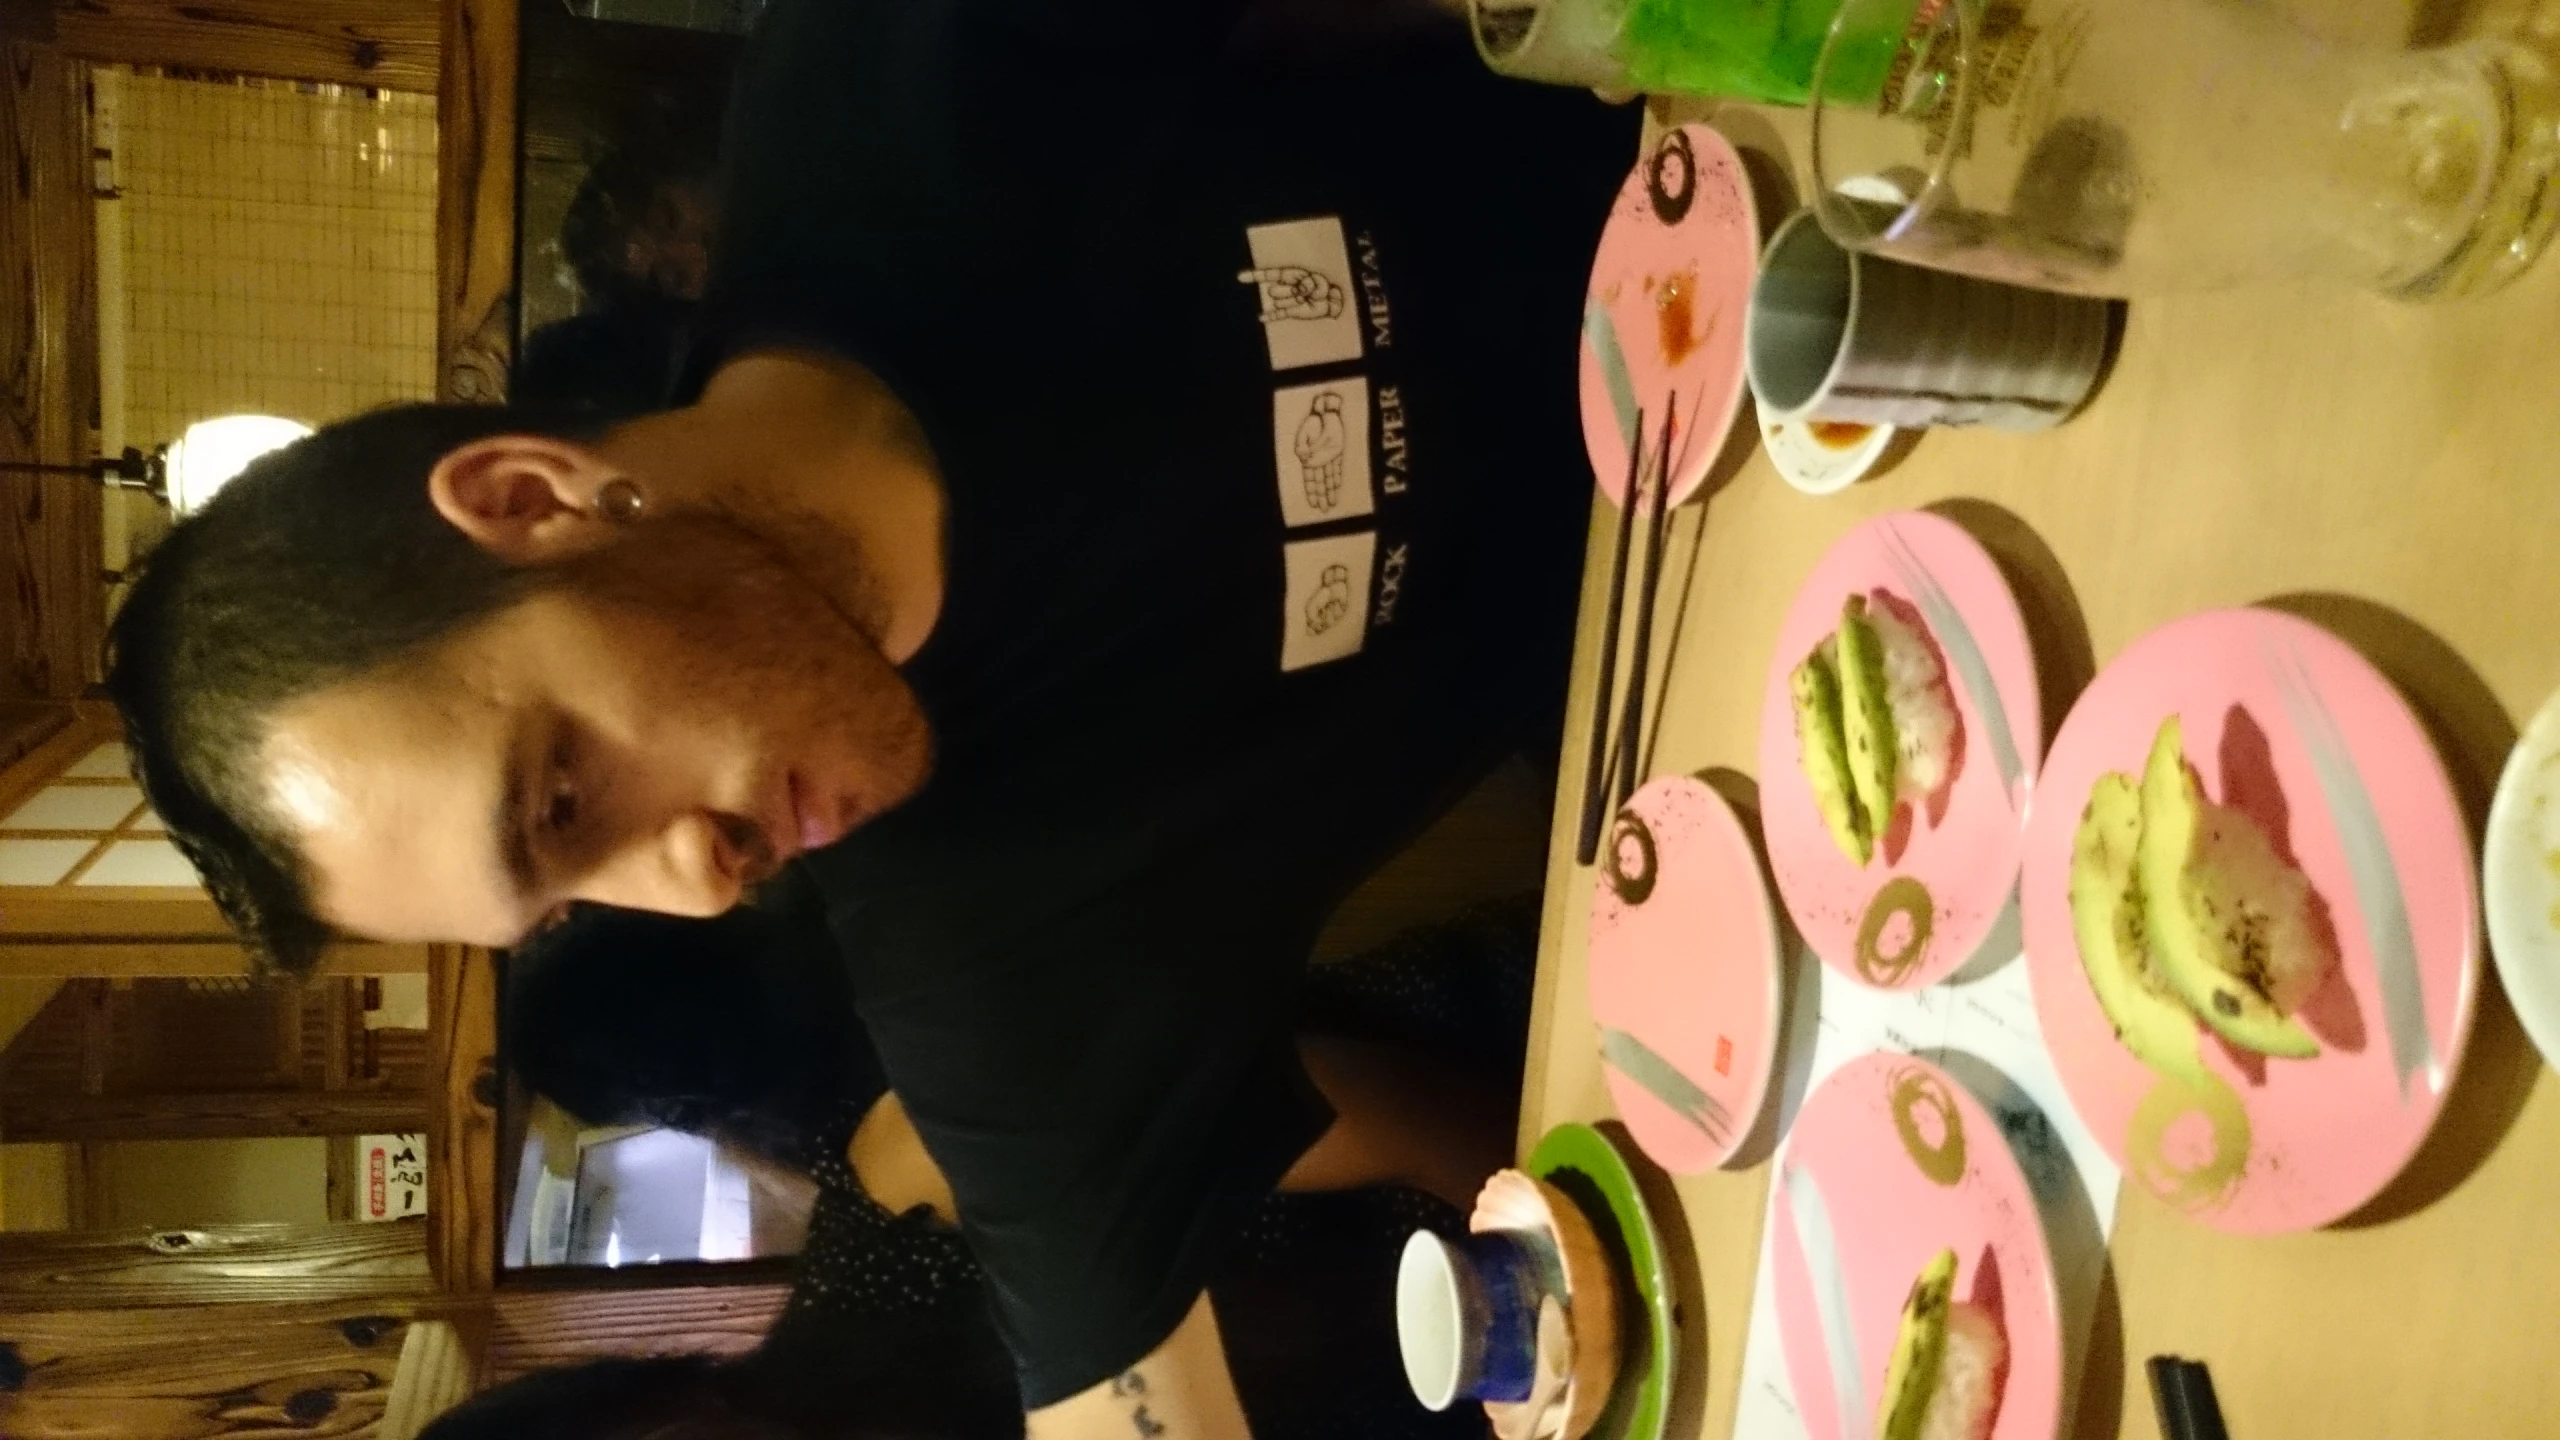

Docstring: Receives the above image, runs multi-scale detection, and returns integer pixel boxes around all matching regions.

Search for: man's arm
[853,1036,1508,1221]
[1027,1293,1254,1440]
[1282,1035,1512,1207]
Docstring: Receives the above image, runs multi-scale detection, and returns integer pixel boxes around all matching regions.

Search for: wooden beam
[486,1283,790,1383]
[50,0,439,92]
[0,0,58,43]
[427,944,498,1295]
[437,0,515,404]
[1,1087,429,1142]
[0,1297,419,1440]
[0,1219,429,1309]
[0,42,102,703]
[0,704,106,824]
[0,940,434,977]
[0,890,234,939]
[0,697,72,766]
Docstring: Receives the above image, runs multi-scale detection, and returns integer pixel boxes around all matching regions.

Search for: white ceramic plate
[1764,418,1893,495]
[2485,683,2560,1075]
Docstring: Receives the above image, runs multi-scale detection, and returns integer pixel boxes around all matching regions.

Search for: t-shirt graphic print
[1238,217,1362,371]
[1272,377,1372,527]
[1242,215,1403,674]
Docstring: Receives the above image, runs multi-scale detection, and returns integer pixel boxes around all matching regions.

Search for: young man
[108,0,1633,1432]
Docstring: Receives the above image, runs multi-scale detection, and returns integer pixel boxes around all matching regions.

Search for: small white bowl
[1764,417,1895,496]
[2485,682,2560,1075]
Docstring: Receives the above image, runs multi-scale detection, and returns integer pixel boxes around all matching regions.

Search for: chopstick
[1574,408,1649,867]
[1611,391,1678,816]
[2146,1356,2232,1440]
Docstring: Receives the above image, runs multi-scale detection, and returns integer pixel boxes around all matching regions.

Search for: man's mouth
[786,770,858,855]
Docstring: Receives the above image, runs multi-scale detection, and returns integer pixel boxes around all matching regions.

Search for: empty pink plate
[1758,512,2044,991]
[1770,1052,2063,1440]
[1578,123,1759,508]
[2020,608,2480,1232]
[1588,775,1783,1173]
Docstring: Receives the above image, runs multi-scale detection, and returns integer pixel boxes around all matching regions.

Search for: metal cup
[1746,208,2112,432]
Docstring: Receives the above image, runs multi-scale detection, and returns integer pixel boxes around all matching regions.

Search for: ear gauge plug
[596,477,647,523]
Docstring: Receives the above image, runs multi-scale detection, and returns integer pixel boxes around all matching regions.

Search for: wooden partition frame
[427,944,499,1295]
[438,0,515,409]
[425,0,515,1301]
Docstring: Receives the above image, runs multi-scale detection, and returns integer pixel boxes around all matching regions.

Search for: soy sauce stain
[1656,266,1700,366]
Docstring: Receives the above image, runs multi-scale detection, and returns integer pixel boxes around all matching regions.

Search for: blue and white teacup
[1395,1229,1553,1410]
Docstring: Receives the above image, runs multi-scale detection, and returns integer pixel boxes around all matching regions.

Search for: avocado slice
[1792,641,1872,864]
[2068,772,2206,1079]
[1875,1248,1956,1440]
[2136,718,2320,1060]
[1838,598,1899,841]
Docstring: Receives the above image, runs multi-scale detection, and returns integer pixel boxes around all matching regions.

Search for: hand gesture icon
[1294,392,1348,511]
[1238,265,1346,323]
[1305,562,1353,635]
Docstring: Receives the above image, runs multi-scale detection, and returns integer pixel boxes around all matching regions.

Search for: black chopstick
[2146,1356,2231,1440]
[1611,391,1677,815]
[1575,409,1649,867]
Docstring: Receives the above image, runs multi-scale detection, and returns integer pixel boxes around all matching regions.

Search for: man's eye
[543,776,578,834]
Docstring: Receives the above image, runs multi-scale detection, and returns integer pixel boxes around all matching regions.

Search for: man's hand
[1027,1293,1255,1440]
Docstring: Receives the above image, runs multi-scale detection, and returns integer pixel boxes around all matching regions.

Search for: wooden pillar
[0,1220,429,1310]
[437,0,516,405]
[0,941,434,978]
[1,1089,430,1143]
[0,1297,430,1440]
[485,1284,791,1384]
[426,945,498,1295]
[0,40,101,702]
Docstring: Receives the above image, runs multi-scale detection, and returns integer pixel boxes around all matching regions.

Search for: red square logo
[1714,1036,1733,1076]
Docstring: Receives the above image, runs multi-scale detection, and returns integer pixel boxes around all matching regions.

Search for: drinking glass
[1806,0,2560,299]
[1469,0,1894,106]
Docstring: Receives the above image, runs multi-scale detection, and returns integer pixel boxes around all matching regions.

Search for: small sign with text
[359,1133,427,1222]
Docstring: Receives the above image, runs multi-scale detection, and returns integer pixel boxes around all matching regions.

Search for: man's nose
[573,810,755,918]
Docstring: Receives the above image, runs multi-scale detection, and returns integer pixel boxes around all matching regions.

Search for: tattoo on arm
[1109,1370,1168,1438]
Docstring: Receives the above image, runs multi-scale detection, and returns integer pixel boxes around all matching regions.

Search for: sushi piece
[2067,772,2205,1080]
[1876,1248,2009,1440]
[2137,717,2330,1059]
[1876,1249,1955,1440]
[1862,592,1963,811]
[1794,591,1964,865]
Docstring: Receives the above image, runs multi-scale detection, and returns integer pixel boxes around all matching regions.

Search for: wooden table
[1519,27,2560,1437]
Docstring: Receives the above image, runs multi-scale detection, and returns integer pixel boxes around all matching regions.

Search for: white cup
[1396,1229,1548,1411]
[1746,208,2114,433]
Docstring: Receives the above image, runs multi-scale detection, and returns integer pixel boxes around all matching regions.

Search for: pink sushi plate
[1771,1052,2063,1440]
[1578,123,1759,509]
[2019,608,2480,1233]
[1758,511,2044,991]
[1588,775,1783,1174]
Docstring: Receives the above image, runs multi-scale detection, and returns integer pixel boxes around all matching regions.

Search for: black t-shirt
[683,0,1634,1405]
[747,1100,1480,1440]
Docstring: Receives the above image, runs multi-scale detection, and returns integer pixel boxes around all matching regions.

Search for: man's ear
[427,434,623,564]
